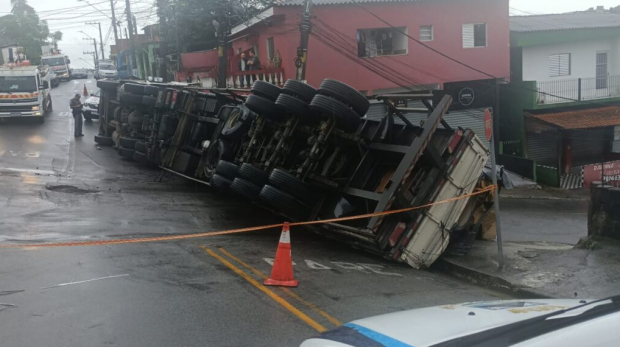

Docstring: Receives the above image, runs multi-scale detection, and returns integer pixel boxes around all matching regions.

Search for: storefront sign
[582,160,620,188]
[434,79,496,111]
[458,88,475,107]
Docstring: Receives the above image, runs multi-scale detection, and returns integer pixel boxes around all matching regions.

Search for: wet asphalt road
[0,79,513,346]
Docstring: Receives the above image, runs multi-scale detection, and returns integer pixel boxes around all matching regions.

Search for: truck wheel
[215,160,239,179]
[275,93,311,119]
[245,95,276,117]
[269,169,316,204]
[281,79,317,103]
[230,177,262,201]
[118,147,135,159]
[310,94,361,133]
[259,185,308,221]
[48,99,53,112]
[120,93,143,104]
[95,135,114,146]
[251,80,281,101]
[133,151,148,163]
[119,137,137,149]
[135,141,148,153]
[221,107,250,139]
[239,163,269,186]
[318,79,370,117]
[211,174,232,191]
[36,117,45,124]
[124,83,145,95]
[83,113,92,121]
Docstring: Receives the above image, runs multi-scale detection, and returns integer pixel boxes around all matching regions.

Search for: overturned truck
[95,78,489,269]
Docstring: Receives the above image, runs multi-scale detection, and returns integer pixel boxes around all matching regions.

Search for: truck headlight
[31,106,39,111]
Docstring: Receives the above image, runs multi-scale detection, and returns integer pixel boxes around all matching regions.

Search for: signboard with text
[582,160,620,188]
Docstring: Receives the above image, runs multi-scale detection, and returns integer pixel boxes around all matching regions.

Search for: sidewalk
[500,185,590,201]
[436,238,620,299]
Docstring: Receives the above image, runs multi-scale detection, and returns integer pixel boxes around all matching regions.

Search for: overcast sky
[2,0,618,69]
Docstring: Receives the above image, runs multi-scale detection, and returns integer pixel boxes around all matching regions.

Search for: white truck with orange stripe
[0,64,52,124]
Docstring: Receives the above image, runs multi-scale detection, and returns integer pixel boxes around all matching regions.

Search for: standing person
[238,52,249,88]
[247,50,261,83]
[69,93,84,137]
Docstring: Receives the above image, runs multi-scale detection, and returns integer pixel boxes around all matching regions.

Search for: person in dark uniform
[247,50,261,83]
[69,93,84,137]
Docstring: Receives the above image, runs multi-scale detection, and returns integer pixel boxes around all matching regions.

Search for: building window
[357,27,408,57]
[267,37,274,60]
[420,25,433,41]
[548,53,571,77]
[596,52,608,89]
[463,23,486,48]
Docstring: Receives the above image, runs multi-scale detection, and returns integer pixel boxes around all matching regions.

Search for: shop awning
[526,106,620,129]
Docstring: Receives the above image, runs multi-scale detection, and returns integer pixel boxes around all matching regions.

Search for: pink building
[227,0,510,94]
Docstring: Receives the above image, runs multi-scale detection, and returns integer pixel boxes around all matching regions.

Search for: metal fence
[536,75,620,105]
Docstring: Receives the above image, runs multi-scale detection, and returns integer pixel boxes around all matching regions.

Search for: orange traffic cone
[83,84,88,97]
[264,222,299,287]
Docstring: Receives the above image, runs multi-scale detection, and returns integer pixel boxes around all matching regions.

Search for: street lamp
[77,0,119,47]
[86,21,105,59]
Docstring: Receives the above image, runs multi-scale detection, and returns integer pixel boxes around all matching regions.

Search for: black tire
[143,85,159,97]
[83,113,92,121]
[135,141,148,153]
[259,185,308,220]
[118,147,135,159]
[120,93,143,104]
[97,80,119,90]
[119,137,137,149]
[36,117,45,124]
[275,93,310,119]
[142,95,157,107]
[211,174,232,191]
[310,94,362,133]
[215,160,239,179]
[239,163,269,186]
[318,79,370,117]
[133,151,147,163]
[221,107,248,139]
[245,94,276,117]
[281,79,316,103]
[251,80,281,101]
[230,177,262,201]
[123,83,145,95]
[95,135,114,146]
[269,168,316,204]
[48,99,53,111]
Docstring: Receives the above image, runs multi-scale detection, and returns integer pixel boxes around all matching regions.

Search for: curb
[434,258,554,299]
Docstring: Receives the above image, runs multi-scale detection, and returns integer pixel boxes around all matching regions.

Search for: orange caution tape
[0,185,496,249]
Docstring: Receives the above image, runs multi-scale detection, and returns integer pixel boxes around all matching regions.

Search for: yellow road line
[218,247,343,327]
[200,246,327,332]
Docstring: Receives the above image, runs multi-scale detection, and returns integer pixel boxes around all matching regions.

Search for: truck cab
[0,64,52,124]
[41,54,71,81]
[94,61,118,80]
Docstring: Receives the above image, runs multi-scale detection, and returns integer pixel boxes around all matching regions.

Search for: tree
[50,31,63,49]
[0,0,54,64]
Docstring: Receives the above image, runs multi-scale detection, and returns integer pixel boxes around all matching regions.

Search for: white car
[82,89,100,121]
[95,63,118,80]
[301,298,620,347]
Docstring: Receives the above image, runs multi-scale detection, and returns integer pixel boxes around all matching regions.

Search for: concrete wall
[588,183,620,240]
[522,38,619,81]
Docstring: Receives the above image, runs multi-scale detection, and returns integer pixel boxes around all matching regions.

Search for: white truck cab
[95,61,118,80]
[0,63,52,124]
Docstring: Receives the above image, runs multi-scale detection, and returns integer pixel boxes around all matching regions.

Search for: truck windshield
[99,64,115,70]
[0,76,37,93]
[43,57,65,66]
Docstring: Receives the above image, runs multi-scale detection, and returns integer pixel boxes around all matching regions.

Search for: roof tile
[527,106,620,129]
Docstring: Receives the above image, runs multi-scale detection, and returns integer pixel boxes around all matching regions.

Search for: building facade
[501,10,620,187]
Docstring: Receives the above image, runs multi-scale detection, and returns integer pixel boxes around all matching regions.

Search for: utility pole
[83,37,99,62]
[216,0,228,88]
[83,51,96,67]
[109,0,119,45]
[295,0,312,81]
[86,21,105,59]
[125,0,137,77]
[156,0,168,82]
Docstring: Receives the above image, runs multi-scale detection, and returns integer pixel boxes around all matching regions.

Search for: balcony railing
[536,75,620,105]
[227,68,285,88]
